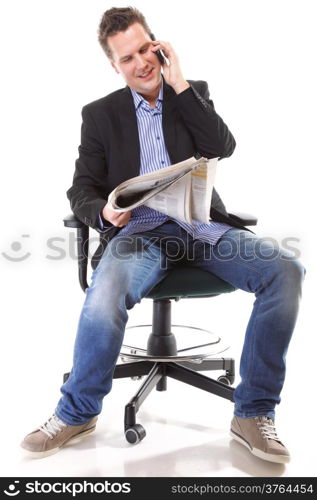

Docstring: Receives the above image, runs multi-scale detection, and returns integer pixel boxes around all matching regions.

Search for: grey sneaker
[230,416,290,464]
[21,414,98,458]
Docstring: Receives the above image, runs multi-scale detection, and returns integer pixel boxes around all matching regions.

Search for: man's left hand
[151,40,190,94]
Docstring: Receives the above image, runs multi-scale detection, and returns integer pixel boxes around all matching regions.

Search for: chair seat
[147,266,236,300]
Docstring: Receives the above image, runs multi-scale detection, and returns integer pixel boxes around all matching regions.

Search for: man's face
[108,22,162,98]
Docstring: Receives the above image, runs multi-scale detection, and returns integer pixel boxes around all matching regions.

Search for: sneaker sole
[22,425,96,459]
[230,430,290,464]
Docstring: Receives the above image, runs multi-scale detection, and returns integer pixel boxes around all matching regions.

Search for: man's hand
[151,40,190,95]
[102,203,132,227]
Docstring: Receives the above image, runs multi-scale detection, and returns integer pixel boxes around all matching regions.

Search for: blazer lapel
[162,81,178,164]
[118,87,140,180]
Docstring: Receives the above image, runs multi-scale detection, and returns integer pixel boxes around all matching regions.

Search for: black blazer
[67,79,245,266]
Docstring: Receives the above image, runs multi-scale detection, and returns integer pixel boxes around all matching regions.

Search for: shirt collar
[130,79,163,110]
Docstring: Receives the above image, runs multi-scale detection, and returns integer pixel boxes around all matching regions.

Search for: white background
[0,0,316,477]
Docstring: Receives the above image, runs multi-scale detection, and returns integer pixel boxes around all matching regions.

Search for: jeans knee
[85,270,139,317]
[271,255,305,293]
[285,256,305,283]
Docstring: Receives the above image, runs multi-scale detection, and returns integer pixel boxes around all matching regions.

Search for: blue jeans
[55,222,305,424]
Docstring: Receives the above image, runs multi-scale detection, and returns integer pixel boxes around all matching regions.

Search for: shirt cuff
[98,213,105,230]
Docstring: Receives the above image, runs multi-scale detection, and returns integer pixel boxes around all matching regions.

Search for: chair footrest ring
[120,324,230,363]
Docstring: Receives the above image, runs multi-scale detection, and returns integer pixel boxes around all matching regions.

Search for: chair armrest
[63,213,89,292]
[228,211,258,226]
[63,213,85,228]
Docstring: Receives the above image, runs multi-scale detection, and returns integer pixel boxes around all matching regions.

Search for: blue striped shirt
[109,81,232,244]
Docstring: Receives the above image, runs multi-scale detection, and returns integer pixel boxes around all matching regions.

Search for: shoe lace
[256,417,281,442]
[39,415,67,439]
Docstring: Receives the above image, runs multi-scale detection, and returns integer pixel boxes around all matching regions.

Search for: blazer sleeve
[66,105,111,231]
[175,81,236,159]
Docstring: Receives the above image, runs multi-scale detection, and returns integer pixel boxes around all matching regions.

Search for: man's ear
[111,61,120,74]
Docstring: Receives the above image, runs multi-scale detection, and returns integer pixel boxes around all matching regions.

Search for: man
[21,7,304,463]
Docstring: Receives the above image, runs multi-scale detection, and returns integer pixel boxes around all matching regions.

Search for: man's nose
[135,54,147,70]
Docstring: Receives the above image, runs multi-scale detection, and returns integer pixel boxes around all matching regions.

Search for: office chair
[63,212,257,444]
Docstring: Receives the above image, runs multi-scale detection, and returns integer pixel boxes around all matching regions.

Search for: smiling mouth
[138,68,154,79]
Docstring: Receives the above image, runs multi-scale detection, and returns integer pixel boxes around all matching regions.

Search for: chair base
[113,357,235,444]
[63,356,235,444]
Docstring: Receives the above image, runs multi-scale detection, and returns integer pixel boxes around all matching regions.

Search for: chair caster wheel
[125,424,146,444]
[217,375,232,385]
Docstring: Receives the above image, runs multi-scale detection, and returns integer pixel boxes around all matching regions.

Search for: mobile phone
[150,33,165,65]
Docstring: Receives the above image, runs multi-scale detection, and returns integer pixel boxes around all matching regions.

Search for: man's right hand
[102,203,132,227]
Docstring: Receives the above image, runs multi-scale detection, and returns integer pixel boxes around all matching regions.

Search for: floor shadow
[122,438,285,477]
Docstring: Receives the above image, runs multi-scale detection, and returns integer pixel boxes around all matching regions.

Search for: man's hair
[98,6,152,59]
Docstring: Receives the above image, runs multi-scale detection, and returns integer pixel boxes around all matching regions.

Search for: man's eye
[140,47,148,54]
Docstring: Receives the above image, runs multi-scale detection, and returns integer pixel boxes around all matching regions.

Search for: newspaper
[107,156,218,224]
